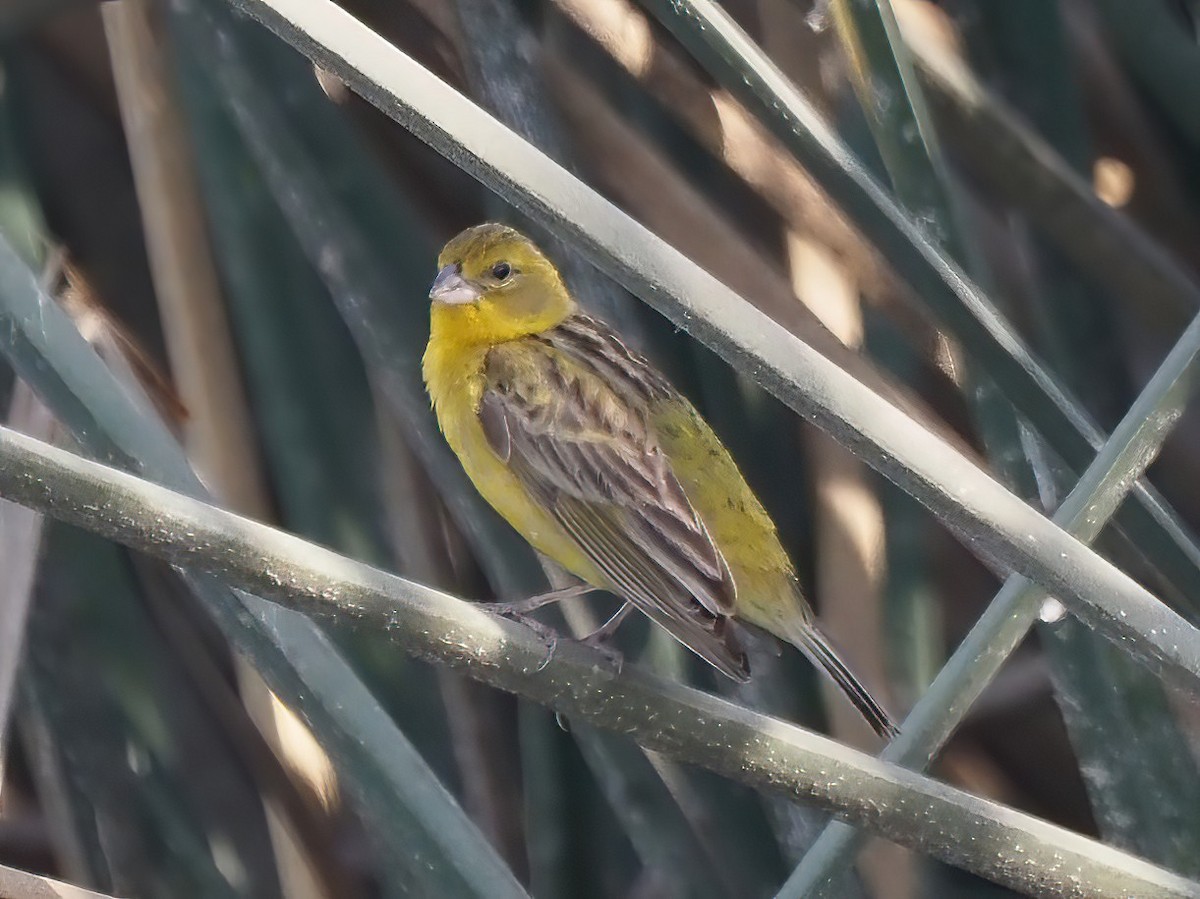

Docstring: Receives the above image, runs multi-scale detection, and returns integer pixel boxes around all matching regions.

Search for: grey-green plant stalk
[0,861,122,899]
[637,0,1200,614]
[787,0,1200,892]
[909,20,1200,325]
[0,425,1197,899]
[782,299,1200,891]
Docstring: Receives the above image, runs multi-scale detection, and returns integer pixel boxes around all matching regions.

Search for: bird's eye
[491,261,512,281]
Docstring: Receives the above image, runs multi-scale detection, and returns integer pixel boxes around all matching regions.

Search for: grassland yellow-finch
[423,223,897,739]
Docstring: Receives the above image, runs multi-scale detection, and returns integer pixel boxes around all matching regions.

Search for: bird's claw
[536,631,558,672]
[477,600,529,618]
[478,601,621,676]
[482,605,561,670]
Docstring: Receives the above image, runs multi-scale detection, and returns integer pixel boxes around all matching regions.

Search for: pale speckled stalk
[0,424,1196,898]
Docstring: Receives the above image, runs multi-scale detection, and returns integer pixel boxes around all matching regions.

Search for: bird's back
[540,314,810,636]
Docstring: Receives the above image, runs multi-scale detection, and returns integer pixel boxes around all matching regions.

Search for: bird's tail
[790,624,899,740]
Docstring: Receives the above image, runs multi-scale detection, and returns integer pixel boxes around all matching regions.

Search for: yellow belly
[424,342,605,587]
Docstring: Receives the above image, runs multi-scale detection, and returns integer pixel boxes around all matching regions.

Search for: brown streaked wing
[553,496,749,681]
[539,315,739,606]
[539,312,674,403]
[481,331,748,679]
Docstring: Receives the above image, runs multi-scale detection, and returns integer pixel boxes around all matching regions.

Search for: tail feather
[793,626,899,740]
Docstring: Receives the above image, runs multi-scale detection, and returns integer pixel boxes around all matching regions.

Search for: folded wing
[482,317,748,680]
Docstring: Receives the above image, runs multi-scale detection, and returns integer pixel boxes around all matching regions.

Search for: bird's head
[428,223,575,345]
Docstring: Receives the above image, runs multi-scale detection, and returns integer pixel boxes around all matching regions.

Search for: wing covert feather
[481,317,747,679]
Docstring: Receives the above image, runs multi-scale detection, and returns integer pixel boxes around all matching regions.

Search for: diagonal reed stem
[0,423,1196,899]
[635,0,1200,617]
[782,297,1200,892]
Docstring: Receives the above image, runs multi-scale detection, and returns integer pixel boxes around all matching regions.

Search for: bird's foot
[477,582,595,617]
[478,592,627,675]
[476,600,562,670]
[506,612,561,672]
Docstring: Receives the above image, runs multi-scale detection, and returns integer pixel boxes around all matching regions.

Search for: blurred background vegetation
[0,0,1198,896]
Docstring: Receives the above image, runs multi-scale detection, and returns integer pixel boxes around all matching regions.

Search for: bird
[422,222,898,739]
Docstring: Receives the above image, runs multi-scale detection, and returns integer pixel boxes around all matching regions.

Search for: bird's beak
[429,265,480,305]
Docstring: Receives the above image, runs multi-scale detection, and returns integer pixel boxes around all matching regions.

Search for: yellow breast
[422,327,603,584]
